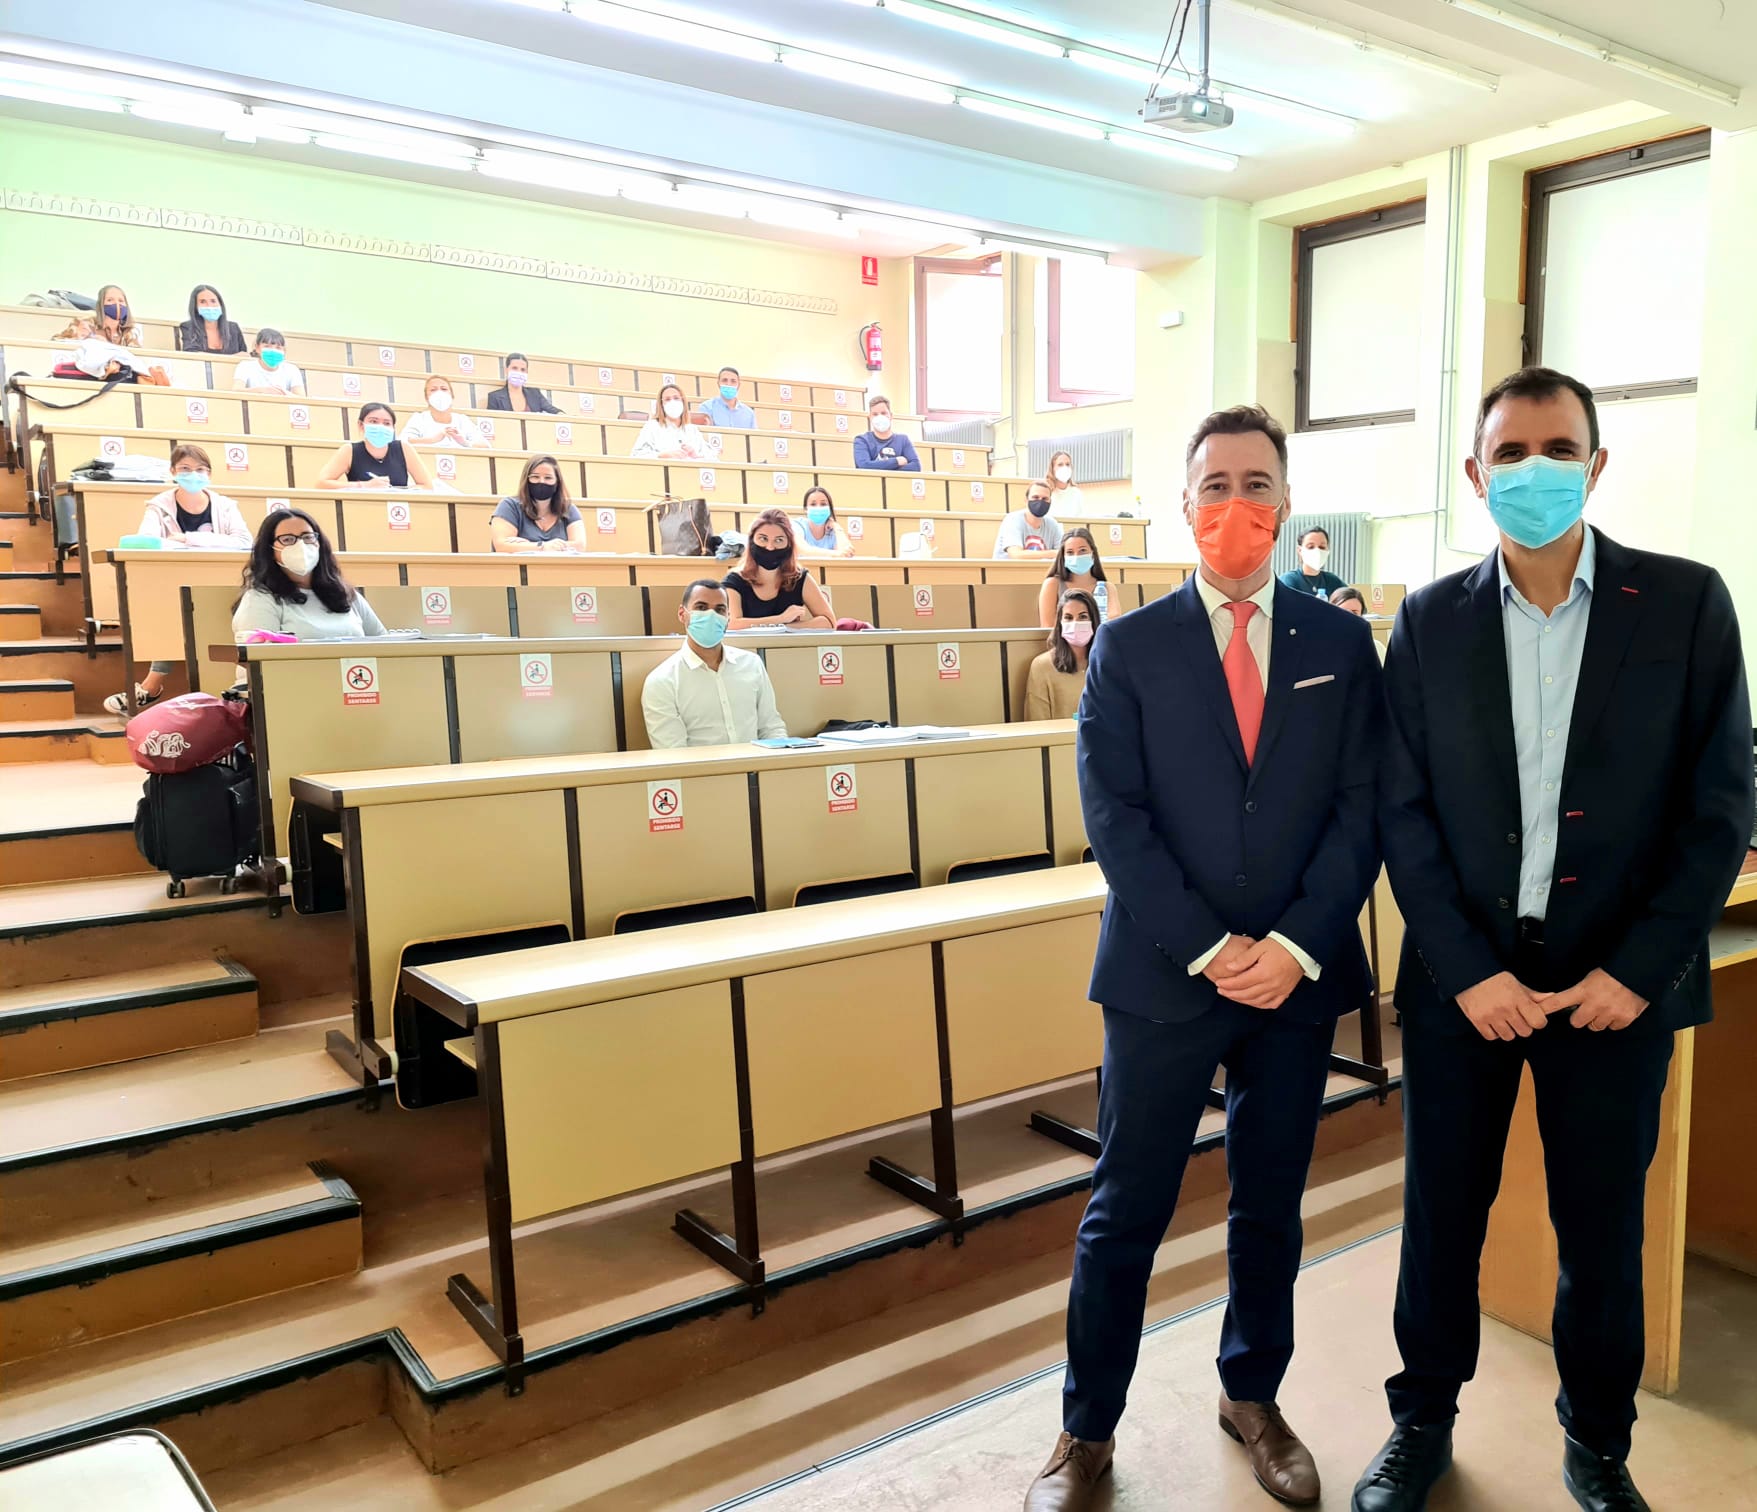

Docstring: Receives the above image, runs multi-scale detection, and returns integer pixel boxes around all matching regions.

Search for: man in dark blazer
[1026,406,1383,1510]
[1353,368,1753,1512]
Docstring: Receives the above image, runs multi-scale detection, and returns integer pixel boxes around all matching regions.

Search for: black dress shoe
[1350,1424,1453,1512]
[1562,1436,1650,1511]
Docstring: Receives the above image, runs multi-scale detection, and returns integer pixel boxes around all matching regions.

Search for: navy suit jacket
[1078,576,1383,1025]
[1381,531,1753,1032]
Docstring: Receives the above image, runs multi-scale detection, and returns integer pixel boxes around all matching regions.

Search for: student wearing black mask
[489,455,585,552]
[995,482,1065,559]
[722,508,835,630]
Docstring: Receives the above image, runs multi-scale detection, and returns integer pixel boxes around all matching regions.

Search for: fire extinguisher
[859,322,883,372]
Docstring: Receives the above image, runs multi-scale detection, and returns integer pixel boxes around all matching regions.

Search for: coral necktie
[1224,600,1264,763]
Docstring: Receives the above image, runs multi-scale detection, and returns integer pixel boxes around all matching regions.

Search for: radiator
[1272,512,1364,583]
[1025,429,1132,485]
[923,419,995,447]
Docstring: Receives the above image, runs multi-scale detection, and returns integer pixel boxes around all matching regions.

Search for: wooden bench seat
[395,862,1109,1388]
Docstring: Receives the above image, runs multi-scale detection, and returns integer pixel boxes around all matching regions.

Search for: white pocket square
[1293,674,1336,690]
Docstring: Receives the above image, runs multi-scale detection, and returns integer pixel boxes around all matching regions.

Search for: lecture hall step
[0,957,260,1082]
[0,678,128,764]
[0,1160,362,1364]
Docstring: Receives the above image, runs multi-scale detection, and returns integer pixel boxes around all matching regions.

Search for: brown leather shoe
[1023,1431,1115,1510]
[1219,1392,1320,1506]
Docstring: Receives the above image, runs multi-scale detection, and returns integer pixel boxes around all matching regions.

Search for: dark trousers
[1388,992,1674,1460]
[1062,1002,1336,1442]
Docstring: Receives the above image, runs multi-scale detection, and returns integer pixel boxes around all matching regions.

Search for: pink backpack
[127,693,251,773]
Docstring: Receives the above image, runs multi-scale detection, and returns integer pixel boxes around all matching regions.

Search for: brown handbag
[653,495,713,556]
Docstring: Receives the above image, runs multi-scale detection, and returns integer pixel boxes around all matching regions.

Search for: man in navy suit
[1025,406,1383,1510]
[1351,368,1752,1512]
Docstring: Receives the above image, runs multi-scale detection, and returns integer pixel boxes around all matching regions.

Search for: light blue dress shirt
[1499,525,1596,921]
[702,395,757,430]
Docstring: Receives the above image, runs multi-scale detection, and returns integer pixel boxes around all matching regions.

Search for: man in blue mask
[641,580,787,748]
[1353,367,1753,1512]
[703,366,757,430]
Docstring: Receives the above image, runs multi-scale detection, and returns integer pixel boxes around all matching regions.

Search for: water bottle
[1094,581,1109,622]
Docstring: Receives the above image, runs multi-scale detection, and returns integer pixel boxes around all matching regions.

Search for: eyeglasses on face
[274,531,320,548]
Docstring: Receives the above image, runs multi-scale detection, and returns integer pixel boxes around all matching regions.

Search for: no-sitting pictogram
[524,659,549,684]
[341,657,380,705]
[346,664,374,689]
[827,765,859,813]
[830,771,853,798]
[648,780,685,832]
[425,592,448,614]
[652,787,677,814]
[818,646,844,686]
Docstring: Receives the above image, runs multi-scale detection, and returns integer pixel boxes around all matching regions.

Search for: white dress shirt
[1186,571,1321,983]
[400,408,488,448]
[641,642,788,748]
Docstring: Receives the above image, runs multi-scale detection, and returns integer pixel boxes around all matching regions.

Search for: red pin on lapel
[1620,586,1640,595]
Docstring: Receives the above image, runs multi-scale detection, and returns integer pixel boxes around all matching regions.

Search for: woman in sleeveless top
[316,401,435,490]
[722,508,834,630]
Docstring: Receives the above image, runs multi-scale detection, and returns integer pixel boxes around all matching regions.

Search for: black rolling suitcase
[133,747,261,897]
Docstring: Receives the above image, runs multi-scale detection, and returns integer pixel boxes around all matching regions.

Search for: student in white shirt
[641,580,788,749]
[631,382,709,460]
[794,485,855,558]
[233,328,306,395]
[1043,449,1086,515]
[400,375,488,449]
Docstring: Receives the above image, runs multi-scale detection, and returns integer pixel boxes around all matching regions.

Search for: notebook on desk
[817,726,970,747]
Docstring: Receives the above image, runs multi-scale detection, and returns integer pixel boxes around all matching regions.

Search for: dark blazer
[1079,576,1382,1025]
[1381,530,1753,1031]
[485,385,560,414]
[175,318,247,355]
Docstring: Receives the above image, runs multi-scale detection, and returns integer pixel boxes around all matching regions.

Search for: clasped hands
[1456,967,1648,1041]
[1203,934,1304,1011]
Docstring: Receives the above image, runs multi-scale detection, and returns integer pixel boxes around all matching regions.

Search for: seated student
[484,352,561,414]
[400,375,489,448]
[1037,526,1109,626]
[103,443,254,715]
[995,481,1064,559]
[232,508,392,640]
[233,328,305,395]
[794,485,854,558]
[1331,585,1387,662]
[93,283,141,348]
[1278,525,1347,599]
[175,284,246,355]
[641,579,787,748]
[722,509,836,630]
[490,455,585,552]
[316,403,437,489]
[1043,449,1086,515]
[853,396,920,470]
[702,366,757,430]
[1024,588,1097,721]
[631,383,709,459]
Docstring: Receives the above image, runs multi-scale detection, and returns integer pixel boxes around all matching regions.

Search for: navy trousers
[1062,1002,1337,1442]
[1388,1006,1674,1459]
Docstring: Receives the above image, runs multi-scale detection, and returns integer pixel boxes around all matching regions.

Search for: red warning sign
[570,587,598,624]
[938,643,962,681]
[818,646,844,687]
[827,766,859,813]
[913,585,934,617]
[341,657,380,706]
[521,654,553,700]
[421,586,452,626]
[387,500,411,532]
[648,781,683,833]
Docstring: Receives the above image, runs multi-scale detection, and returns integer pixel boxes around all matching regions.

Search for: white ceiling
[322,0,1647,201]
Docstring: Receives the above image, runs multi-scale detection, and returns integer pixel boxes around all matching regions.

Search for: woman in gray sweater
[232,507,390,640]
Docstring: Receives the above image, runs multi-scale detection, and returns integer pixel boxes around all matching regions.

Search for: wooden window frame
[1522,130,1710,402]
[1294,199,1426,433]
[913,254,1003,422]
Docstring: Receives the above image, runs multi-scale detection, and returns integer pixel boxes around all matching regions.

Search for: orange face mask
[1192,497,1279,581]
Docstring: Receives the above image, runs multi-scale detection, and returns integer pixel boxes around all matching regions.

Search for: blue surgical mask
[687,609,728,649]
[719,383,739,402]
[1064,553,1093,575]
[807,505,832,527]
[363,423,395,448]
[199,305,222,321]
[173,471,209,493]
[1482,454,1591,549]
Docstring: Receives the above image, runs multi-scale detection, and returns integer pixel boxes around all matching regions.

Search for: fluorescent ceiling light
[477,149,632,196]
[848,212,973,247]
[574,0,779,62]
[779,50,957,104]
[1435,0,1740,106]
[1107,131,1238,172]
[980,236,1105,262]
[746,198,859,237]
[1219,85,1355,136]
[0,78,123,112]
[126,97,248,132]
[1224,0,1500,91]
[885,0,1067,58]
[313,134,473,169]
[957,96,1105,140]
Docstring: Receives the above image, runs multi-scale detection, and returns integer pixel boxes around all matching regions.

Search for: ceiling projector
[1142,89,1236,133]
